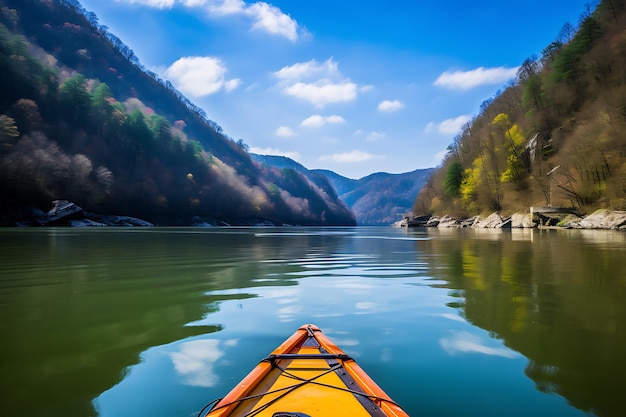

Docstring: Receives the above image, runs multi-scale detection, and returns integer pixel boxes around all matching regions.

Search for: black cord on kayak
[197,397,222,417]
[197,363,343,417]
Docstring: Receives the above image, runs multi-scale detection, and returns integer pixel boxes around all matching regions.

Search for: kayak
[199,324,409,417]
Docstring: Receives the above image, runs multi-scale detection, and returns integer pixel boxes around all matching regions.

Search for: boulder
[511,212,536,228]
[70,218,106,227]
[84,212,154,226]
[33,200,83,225]
[458,216,479,228]
[565,209,626,230]
[425,216,441,227]
[474,212,511,228]
[437,215,462,228]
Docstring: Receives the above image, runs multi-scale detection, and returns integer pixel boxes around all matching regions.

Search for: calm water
[1,227,625,417]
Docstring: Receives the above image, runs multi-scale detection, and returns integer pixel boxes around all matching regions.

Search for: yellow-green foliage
[460,157,482,204]
[414,0,626,216]
[492,113,527,183]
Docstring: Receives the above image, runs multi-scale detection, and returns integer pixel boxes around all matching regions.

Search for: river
[1,227,625,417]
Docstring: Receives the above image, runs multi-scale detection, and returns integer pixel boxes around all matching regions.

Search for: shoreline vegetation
[394,209,626,231]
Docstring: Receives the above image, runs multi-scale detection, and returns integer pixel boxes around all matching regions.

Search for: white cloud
[425,115,471,135]
[434,66,519,90]
[249,146,301,160]
[201,0,246,15]
[274,58,338,81]
[354,130,386,142]
[275,126,296,137]
[118,0,176,7]
[433,149,448,165]
[163,56,240,97]
[118,0,299,41]
[366,131,386,142]
[246,2,298,41]
[378,99,404,113]
[274,58,361,107]
[284,80,358,107]
[438,115,472,134]
[319,150,378,163]
[300,114,345,128]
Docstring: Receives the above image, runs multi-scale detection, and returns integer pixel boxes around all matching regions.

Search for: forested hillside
[414,0,626,218]
[0,0,355,225]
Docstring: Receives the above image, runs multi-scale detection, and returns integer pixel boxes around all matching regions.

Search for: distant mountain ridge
[252,154,434,225]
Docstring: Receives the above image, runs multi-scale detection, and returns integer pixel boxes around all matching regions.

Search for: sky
[77,0,592,179]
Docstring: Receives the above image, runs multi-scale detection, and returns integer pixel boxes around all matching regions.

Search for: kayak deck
[201,324,408,417]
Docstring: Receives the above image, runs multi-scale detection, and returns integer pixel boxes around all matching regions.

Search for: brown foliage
[416,0,626,216]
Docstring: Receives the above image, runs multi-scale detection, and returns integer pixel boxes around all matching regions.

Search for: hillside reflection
[0,228,343,417]
[418,228,626,417]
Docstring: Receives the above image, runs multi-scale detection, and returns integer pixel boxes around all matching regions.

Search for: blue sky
[78,0,591,179]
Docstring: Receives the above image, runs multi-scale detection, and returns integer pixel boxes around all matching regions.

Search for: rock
[498,217,512,228]
[437,215,462,228]
[425,216,440,227]
[474,212,511,228]
[459,216,479,227]
[565,209,626,230]
[84,212,154,227]
[511,212,536,228]
[191,216,217,227]
[394,210,625,231]
[532,211,569,227]
[33,200,83,225]
[70,218,106,227]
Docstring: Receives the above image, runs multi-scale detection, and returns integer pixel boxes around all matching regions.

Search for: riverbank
[0,200,282,227]
[394,209,626,231]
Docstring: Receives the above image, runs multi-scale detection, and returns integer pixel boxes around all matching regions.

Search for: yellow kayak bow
[200,324,409,417]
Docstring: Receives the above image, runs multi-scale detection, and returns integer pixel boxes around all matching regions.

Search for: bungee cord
[197,326,403,417]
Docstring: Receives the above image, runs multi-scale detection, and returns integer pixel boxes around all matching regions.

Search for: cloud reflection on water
[440,331,519,359]
[170,339,238,387]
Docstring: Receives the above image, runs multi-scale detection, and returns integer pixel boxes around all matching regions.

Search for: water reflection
[422,228,626,417]
[171,339,238,387]
[440,330,520,358]
[2,228,624,417]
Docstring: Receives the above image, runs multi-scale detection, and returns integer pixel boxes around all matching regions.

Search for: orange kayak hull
[201,324,409,417]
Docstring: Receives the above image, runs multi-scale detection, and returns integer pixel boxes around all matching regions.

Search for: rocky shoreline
[394,209,626,231]
[3,200,281,227]
[5,200,626,230]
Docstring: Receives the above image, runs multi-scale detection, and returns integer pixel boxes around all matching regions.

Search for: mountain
[0,0,355,226]
[414,0,626,218]
[252,154,433,225]
[322,169,434,225]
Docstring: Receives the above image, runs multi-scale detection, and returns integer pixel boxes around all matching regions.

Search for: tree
[91,83,114,120]
[59,73,91,126]
[9,99,43,134]
[517,56,540,84]
[492,113,528,184]
[443,161,464,197]
[0,114,19,150]
[122,109,154,159]
[148,114,176,160]
[541,41,564,64]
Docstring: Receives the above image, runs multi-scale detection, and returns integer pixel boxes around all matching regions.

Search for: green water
[1,227,625,417]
